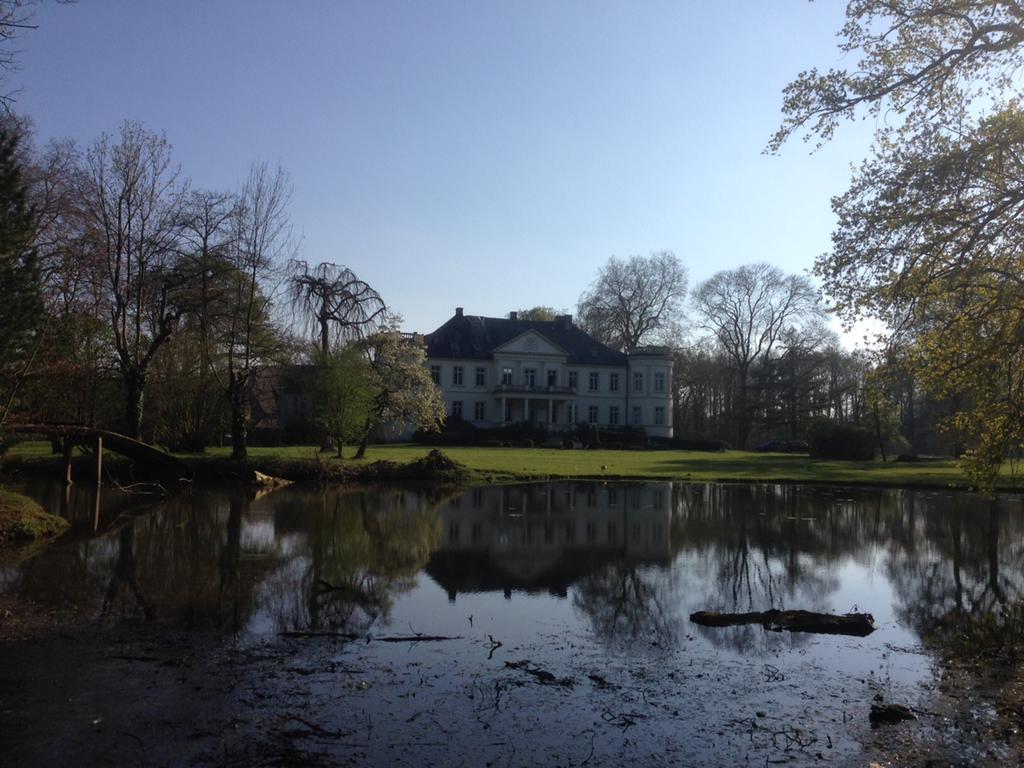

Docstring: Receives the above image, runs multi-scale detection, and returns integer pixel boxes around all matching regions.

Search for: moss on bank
[187,448,472,488]
[0,490,68,542]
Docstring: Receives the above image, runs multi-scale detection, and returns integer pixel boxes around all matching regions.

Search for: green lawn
[6,439,1019,489]
[184,443,1019,490]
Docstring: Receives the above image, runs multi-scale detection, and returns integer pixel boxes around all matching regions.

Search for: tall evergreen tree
[0,127,42,426]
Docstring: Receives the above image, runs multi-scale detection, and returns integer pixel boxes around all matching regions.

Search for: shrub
[414,421,548,447]
[807,419,876,460]
[651,436,729,452]
[596,426,647,447]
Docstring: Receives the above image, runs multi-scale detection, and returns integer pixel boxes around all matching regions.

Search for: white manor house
[423,308,674,438]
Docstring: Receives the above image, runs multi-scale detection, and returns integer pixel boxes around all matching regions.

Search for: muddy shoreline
[1,607,1020,767]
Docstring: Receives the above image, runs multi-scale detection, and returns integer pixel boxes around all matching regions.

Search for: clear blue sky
[16,1,876,337]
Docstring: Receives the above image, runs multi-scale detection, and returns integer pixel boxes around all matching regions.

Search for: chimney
[455,307,464,317]
[509,311,518,321]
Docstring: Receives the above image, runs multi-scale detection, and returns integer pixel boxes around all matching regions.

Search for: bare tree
[174,188,237,447]
[180,189,236,360]
[79,121,187,440]
[223,163,291,460]
[693,263,823,448]
[288,260,386,356]
[576,250,687,351]
[0,1,60,109]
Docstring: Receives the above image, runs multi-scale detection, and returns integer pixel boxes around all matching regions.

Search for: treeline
[0,118,444,458]
[572,254,957,455]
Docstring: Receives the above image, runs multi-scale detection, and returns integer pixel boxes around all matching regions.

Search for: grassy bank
[0,489,69,542]
[179,444,1022,490]
[5,440,1021,490]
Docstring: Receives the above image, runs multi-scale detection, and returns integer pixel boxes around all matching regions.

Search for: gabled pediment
[493,330,566,357]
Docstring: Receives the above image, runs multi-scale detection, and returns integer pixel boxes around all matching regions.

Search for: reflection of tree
[572,563,680,646]
[101,524,154,620]
[269,489,441,633]
[887,495,1024,658]
[670,484,845,653]
[218,495,243,632]
[12,479,1024,663]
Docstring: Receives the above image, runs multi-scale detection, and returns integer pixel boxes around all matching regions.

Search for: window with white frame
[654,406,665,425]
[452,366,463,386]
[609,372,619,391]
[588,405,599,424]
[547,369,557,387]
[608,406,619,425]
[654,372,665,393]
[568,370,578,389]
[567,403,575,423]
[633,372,644,392]
[588,372,599,391]
[524,368,536,387]
[451,400,463,418]
[632,406,642,425]
[501,366,513,385]
[474,401,486,421]
[430,365,440,384]
[475,367,486,386]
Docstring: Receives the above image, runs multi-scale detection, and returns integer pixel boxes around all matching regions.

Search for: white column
[547,399,553,425]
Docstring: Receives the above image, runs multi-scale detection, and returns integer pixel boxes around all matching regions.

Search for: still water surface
[2,480,1021,766]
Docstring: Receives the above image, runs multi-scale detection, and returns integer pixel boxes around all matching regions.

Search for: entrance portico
[496,385,576,430]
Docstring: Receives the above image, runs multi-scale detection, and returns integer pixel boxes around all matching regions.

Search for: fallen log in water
[689,609,875,637]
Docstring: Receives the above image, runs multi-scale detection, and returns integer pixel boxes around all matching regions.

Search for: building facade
[424,308,673,438]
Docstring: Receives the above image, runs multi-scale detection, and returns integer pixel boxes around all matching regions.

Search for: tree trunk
[873,401,887,462]
[735,366,751,449]
[319,313,330,357]
[124,369,146,441]
[229,373,248,461]
[354,416,372,459]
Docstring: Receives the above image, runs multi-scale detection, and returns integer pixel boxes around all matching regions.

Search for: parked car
[755,439,809,454]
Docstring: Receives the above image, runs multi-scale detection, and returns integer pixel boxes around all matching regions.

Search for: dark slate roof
[424,314,627,365]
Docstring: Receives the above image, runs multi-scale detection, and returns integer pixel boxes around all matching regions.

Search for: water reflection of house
[425,482,671,601]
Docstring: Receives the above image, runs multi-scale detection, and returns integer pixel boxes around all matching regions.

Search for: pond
[1,480,1021,766]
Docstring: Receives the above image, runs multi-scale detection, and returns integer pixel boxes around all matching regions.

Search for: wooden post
[63,438,73,485]
[95,436,103,486]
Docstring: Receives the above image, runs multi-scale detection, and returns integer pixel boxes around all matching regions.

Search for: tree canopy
[770,0,1024,151]
[0,126,41,426]
[288,260,387,356]
[778,0,1024,485]
[576,250,687,351]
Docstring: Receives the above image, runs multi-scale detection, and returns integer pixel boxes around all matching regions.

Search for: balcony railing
[491,383,577,396]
